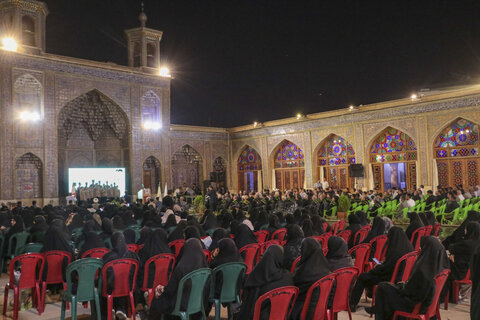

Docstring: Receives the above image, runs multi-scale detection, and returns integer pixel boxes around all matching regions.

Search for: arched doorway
[237,146,262,193]
[316,134,356,189]
[57,90,130,198]
[143,156,161,194]
[370,127,417,192]
[15,153,43,200]
[273,140,305,191]
[434,118,480,188]
[171,145,203,190]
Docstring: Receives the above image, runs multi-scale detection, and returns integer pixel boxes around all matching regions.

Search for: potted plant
[337,194,351,220]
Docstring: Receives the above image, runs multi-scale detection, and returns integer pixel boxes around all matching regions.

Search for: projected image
[68,168,126,197]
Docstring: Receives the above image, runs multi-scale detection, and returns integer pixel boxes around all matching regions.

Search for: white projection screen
[68,168,126,196]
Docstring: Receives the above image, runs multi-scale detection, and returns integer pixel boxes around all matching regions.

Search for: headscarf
[293,238,331,292]
[202,212,218,231]
[302,219,315,237]
[101,218,114,236]
[173,238,207,277]
[363,216,386,243]
[311,215,325,235]
[245,245,285,288]
[356,211,370,226]
[187,218,207,237]
[163,214,178,230]
[7,215,25,238]
[137,227,153,245]
[103,232,135,263]
[123,229,136,244]
[283,224,304,271]
[167,220,188,242]
[209,228,229,251]
[41,225,73,254]
[234,223,258,250]
[210,238,242,269]
[220,212,234,229]
[67,213,84,232]
[405,212,424,240]
[29,215,48,234]
[112,216,126,230]
[139,228,171,264]
[326,236,353,271]
[79,231,105,256]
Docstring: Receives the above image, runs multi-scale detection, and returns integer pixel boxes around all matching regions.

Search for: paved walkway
[0,272,471,319]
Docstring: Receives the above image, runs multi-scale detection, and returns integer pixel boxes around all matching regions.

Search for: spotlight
[143,121,162,130]
[348,105,358,111]
[19,111,41,121]
[2,37,18,52]
[159,67,171,77]
[296,113,304,120]
[411,94,418,100]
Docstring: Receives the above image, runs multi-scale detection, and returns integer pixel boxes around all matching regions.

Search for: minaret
[125,2,163,72]
[0,0,49,54]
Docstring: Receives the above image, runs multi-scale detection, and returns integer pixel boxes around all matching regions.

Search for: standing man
[322,178,330,190]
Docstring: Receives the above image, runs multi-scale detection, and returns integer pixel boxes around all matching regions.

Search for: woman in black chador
[149,238,207,319]
[283,224,304,271]
[291,238,331,320]
[235,245,293,319]
[350,226,414,310]
[369,236,449,319]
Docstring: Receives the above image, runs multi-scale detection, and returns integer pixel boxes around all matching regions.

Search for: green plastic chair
[104,237,112,249]
[162,268,212,320]
[21,242,43,254]
[330,206,338,217]
[210,263,246,320]
[61,258,104,320]
[9,231,30,257]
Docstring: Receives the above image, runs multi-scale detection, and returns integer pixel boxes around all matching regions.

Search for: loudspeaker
[349,164,364,178]
[217,171,226,182]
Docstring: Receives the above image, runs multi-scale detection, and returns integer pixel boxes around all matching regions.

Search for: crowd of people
[72,181,121,202]
[0,182,479,319]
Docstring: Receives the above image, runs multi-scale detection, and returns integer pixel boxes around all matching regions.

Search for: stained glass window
[370,127,417,163]
[274,140,305,168]
[434,119,479,158]
[238,146,262,171]
[317,135,355,166]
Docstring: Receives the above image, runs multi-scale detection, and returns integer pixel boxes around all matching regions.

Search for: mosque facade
[0,0,479,205]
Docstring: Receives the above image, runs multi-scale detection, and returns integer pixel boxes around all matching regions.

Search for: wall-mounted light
[296,113,305,120]
[410,93,418,101]
[1,37,18,52]
[159,66,171,77]
[348,105,358,111]
[19,111,41,122]
[143,121,162,130]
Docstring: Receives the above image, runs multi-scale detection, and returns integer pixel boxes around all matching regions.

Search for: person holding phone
[350,226,414,311]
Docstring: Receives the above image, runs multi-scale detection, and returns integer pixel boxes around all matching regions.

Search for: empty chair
[300,274,336,320]
[328,267,359,320]
[253,286,298,320]
[239,243,260,274]
[168,239,185,258]
[336,230,351,245]
[139,253,175,305]
[81,247,109,259]
[254,230,269,244]
[348,244,371,273]
[271,228,287,241]
[353,227,369,246]
[410,227,426,251]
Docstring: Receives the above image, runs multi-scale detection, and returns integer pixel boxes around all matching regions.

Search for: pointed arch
[143,156,161,193]
[14,73,43,116]
[368,127,417,191]
[271,140,305,191]
[314,134,355,189]
[141,90,161,123]
[433,118,480,187]
[237,145,262,193]
[15,152,43,199]
[171,145,203,190]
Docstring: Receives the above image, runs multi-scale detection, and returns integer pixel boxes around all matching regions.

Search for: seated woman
[138,229,171,290]
[2,215,25,257]
[326,236,353,271]
[236,245,293,319]
[291,238,331,320]
[350,226,414,310]
[102,232,139,320]
[266,215,280,239]
[369,236,450,318]
[167,220,188,243]
[345,214,362,248]
[78,231,104,258]
[29,215,48,242]
[283,225,304,271]
[311,215,325,236]
[405,212,424,241]
[208,228,229,251]
[41,222,74,283]
[149,238,207,318]
[444,221,480,301]
[233,223,258,250]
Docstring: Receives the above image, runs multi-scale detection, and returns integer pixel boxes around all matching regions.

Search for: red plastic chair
[3,253,45,320]
[101,258,139,320]
[300,273,336,320]
[239,243,260,274]
[253,286,298,320]
[410,227,426,251]
[433,223,441,236]
[353,227,370,245]
[41,251,72,313]
[290,256,301,274]
[371,251,418,310]
[168,239,185,258]
[312,234,332,250]
[445,268,471,309]
[337,230,351,245]
[424,225,433,236]
[348,244,371,273]
[81,247,109,259]
[323,247,328,256]
[127,244,141,254]
[366,235,388,271]
[261,240,282,255]
[328,267,359,320]
[140,253,175,305]
[332,220,346,235]
[254,230,269,244]
[393,269,450,320]
[322,222,329,232]
[271,228,287,242]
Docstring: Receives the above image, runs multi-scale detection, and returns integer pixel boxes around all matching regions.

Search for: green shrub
[338,195,351,212]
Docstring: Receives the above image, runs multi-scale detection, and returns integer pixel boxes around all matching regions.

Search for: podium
[137,188,151,203]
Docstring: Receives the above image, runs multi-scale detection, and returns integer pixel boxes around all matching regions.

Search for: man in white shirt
[406,194,416,208]
[456,190,465,202]
[322,178,329,190]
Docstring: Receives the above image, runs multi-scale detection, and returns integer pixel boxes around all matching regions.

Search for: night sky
[44,0,480,127]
